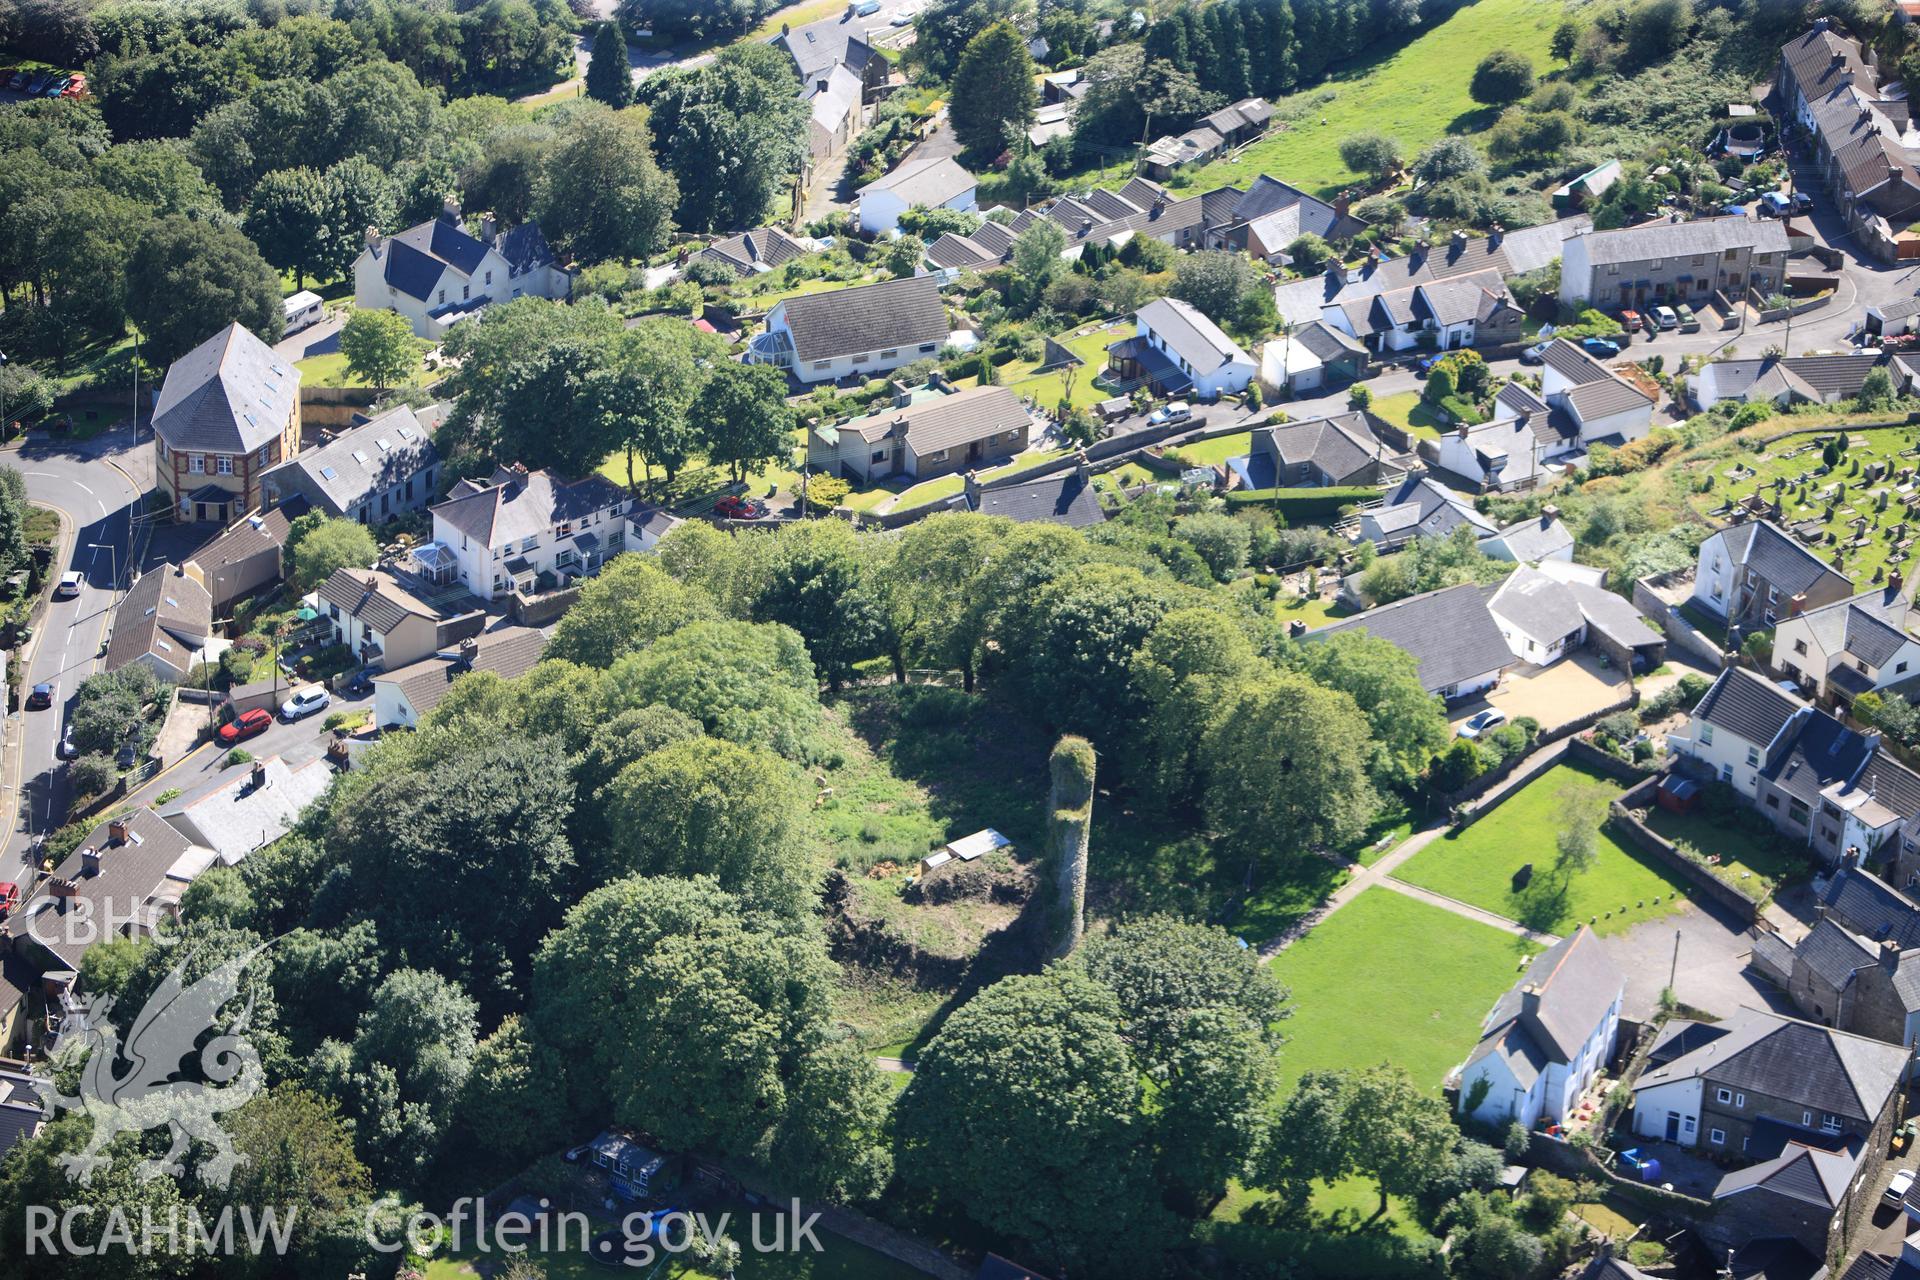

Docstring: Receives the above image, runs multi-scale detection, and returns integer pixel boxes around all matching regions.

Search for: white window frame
[1715,1087,1732,1104]
[189,455,205,474]
[1709,1127,1725,1145]
[216,456,233,476]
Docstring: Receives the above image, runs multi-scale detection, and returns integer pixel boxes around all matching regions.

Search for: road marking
[73,482,92,496]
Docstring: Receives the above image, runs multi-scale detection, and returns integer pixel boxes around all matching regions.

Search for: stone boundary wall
[1608,773,1764,924]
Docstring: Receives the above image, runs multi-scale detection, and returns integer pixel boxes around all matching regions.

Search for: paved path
[874,1056,915,1073]
[1259,740,1574,959]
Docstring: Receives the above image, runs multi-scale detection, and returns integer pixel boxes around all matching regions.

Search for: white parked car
[1885,1167,1916,1207]
[1652,305,1679,330]
[1457,709,1508,740]
[1148,401,1193,426]
[279,685,330,722]
[1520,340,1554,365]
[53,571,83,600]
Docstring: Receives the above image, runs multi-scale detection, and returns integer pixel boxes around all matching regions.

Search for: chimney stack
[1519,983,1541,1017]
[459,637,480,666]
[962,471,981,507]
[1541,503,1560,527]
[1891,567,1905,596]
[1845,845,1862,870]
[816,78,829,93]
[1074,449,1090,482]
[251,761,268,791]
[1489,223,1504,247]
[364,226,384,254]
[108,818,128,846]
[81,847,101,878]
[50,878,77,900]
[1883,939,1903,972]
[441,194,461,224]
[1789,592,1809,617]
[1450,228,1468,248]
[480,214,497,246]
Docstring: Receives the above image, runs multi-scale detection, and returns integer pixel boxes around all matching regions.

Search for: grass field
[1679,425,1920,590]
[1268,887,1526,1092]
[1180,0,1565,197]
[1393,763,1690,936]
[1369,390,1452,442]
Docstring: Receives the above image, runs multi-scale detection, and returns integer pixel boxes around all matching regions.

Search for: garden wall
[510,585,581,627]
[1632,571,1729,669]
[1607,774,1762,924]
[1442,707,1643,816]
[1526,1132,1715,1218]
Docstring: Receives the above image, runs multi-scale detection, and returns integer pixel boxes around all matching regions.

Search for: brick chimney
[1789,592,1809,617]
[440,194,461,224]
[459,637,480,666]
[364,226,384,255]
[1333,191,1350,220]
[81,847,101,878]
[107,818,129,846]
[50,878,77,899]
[1891,567,1905,597]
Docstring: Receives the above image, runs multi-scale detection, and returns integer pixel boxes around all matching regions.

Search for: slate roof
[373,625,546,723]
[1633,1007,1906,1126]
[698,227,810,275]
[1726,1237,1824,1280]
[775,13,878,82]
[264,404,437,519]
[1646,1017,1732,1067]
[1564,371,1655,423]
[1698,354,1885,406]
[431,466,628,549]
[106,564,214,673]
[1256,412,1396,485]
[0,1065,43,1162]
[1541,338,1620,388]
[1572,215,1789,266]
[1794,917,1875,988]
[1692,667,1806,746]
[1837,1251,1920,1280]
[966,470,1106,528]
[316,567,435,634]
[1414,269,1516,327]
[1715,1137,1862,1208]
[1489,568,1663,650]
[1482,513,1575,563]
[1305,582,1514,694]
[1134,297,1251,373]
[1718,520,1853,600]
[1468,927,1621,1074]
[1790,584,1911,663]
[1781,25,1872,100]
[1817,865,1920,948]
[860,155,975,207]
[1763,710,1874,807]
[9,808,197,969]
[1845,604,1909,666]
[1369,474,1498,540]
[777,274,947,364]
[157,755,335,864]
[184,501,302,584]
[152,323,299,455]
[1497,382,1552,419]
[835,385,1030,458]
[1292,320,1366,362]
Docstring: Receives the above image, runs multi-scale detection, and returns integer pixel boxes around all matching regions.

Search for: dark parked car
[25,683,52,710]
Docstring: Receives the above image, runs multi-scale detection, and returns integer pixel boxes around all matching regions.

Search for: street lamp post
[85,543,118,603]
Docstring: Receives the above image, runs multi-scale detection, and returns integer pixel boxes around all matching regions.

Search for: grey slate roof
[967,470,1106,528]
[1692,667,1805,746]
[778,275,947,364]
[1541,338,1618,387]
[1481,513,1575,563]
[1633,1006,1906,1126]
[1820,865,1920,946]
[157,754,335,864]
[316,567,434,634]
[859,155,975,207]
[263,405,437,519]
[1762,710,1873,807]
[1845,604,1908,666]
[1719,520,1852,600]
[1488,568,1585,642]
[9,807,197,969]
[431,466,628,550]
[1292,320,1365,362]
[1471,926,1622,1067]
[1794,917,1875,988]
[1371,473,1498,540]
[106,564,214,673]
[152,323,298,455]
[373,625,546,723]
[1257,412,1396,485]
[1564,372,1655,423]
[1305,582,1513,695]
[1573,215,1789,266]
[837,384,1030,457]
[1715,1138,1861,1208]
[1134,297,1250,373]
[698,226,810,275]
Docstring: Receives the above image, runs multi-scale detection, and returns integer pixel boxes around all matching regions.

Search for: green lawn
[1392,763,1691,936]
[1679,425,1920,591]
[1368,391,1453,442]
[1179,0,1566,197]
[1275,592,1355,632]
[1643,805,1810,898]
[1176,431,1253,465]
[293,341,434,389]
[1269,887,1526,1092]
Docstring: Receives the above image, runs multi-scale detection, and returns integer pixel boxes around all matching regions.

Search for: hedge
[1224,486,1378,520]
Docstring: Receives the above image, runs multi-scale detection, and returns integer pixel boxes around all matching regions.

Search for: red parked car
[0,883,19,918]
[713,495,768,520]
[217,707,272,746]
[1619,309,1644,333]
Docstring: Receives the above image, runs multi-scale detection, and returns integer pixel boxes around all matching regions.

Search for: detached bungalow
[749,275,953,384]
[1688,354,1884,411]
[1303,581,1513,701]
[858,156,977,235]
[806,384,1031,484]
[1108,297,1255,401]
[1247,412,1402,489]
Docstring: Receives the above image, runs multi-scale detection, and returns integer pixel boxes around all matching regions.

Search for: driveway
[273,311,343,363]
[1451,651,1628,737]
[1594,896,1794,1023]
